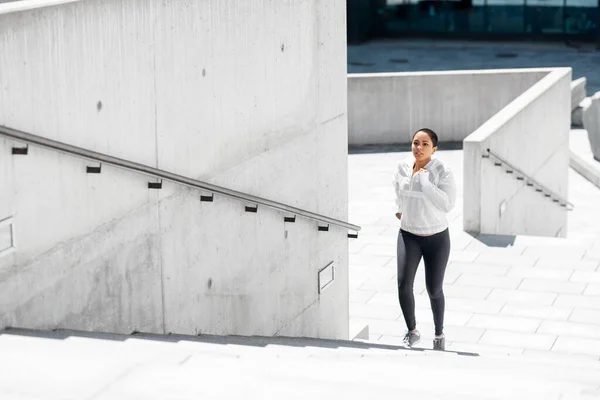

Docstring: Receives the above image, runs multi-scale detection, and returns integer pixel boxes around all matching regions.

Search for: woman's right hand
[395,212,402,220]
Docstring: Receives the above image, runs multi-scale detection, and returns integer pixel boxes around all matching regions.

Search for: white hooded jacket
[393,157,457,235]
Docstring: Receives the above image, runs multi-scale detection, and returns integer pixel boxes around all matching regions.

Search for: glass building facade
[347,0,599,43]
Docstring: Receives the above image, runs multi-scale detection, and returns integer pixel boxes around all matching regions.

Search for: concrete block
[348,69,549,146]
[582,92,600,161]
[570,77,587,112]
[463,68,571,238]
[572,97,591,127]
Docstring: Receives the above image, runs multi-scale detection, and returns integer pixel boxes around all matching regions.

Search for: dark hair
[412,128,438,147]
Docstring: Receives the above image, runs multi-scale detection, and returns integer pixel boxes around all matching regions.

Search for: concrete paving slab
[467,314,541,333]
[519,279,587,295]
[552,336,600,357]
[554,294,600,310]
[500,302,573,321]
[479,330,556,351]
[455,274,523,290]
[448,261,511,276]
[570,309,600,325]
[507,266,574,281]
[538,321,600,340]
[584,284,600,296]
[488,289,557,306]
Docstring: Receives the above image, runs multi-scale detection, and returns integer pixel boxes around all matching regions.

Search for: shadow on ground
[1,327,479,357]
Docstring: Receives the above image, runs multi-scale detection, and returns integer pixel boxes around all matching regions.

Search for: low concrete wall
[0,0,349,339]
[571,78,587,127]
[571,77,587,112]
[570,129,600,190]
[582,92,600,162]
[463,68,571,237]
[348,69,549,146]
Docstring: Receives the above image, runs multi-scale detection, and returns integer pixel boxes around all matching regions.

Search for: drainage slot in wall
[0,217,15,257]
[318,262,335,294]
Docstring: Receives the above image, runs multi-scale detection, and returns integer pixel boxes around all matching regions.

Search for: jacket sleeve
[393,170,403,213]
[419,167,457,213]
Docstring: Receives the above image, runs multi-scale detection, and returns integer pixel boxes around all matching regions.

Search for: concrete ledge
[570,128,600,189]
[570,150,600,189]
[582,92,600,161]
[348,68,550,145]
[463,67,571,237]
[0,0,81,15]
[573,97,591,127]
[571,77,587,112]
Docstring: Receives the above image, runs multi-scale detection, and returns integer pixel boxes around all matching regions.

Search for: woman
[393,128,457,351]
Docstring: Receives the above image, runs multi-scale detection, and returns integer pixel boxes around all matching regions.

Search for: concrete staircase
[0,328,599,399]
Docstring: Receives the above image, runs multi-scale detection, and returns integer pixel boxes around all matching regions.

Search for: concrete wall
[582,92,600,162]
[0,0,350,339]
[571,77,587,112]
[571,77,587,127]
[463,68,572,237]
[347,69,549,146]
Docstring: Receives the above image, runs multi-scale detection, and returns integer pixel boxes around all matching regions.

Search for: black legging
[397,228,450,336]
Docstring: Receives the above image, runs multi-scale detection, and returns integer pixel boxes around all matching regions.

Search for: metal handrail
[485,149,574,210]
[0,125,361,232]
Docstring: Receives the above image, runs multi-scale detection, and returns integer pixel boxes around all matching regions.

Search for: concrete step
[0,328,598,399]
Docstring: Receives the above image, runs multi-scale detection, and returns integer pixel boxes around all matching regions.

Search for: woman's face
[412,131,436,162]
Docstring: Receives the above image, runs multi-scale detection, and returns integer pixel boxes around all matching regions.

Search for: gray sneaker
[402,331,421,347]
[433,335,445,351]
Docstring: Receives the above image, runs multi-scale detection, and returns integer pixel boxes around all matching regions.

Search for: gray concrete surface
[348,39,600,95]
[583,92,600,161]
[463,68,571,237]
[0,0,350,339]
[571,77,587,112]
[348,69,548,145]
[571,128,600,189]
[348,146,600,360]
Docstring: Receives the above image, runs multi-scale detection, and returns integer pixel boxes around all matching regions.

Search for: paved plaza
[348,39,600,95]
[348,137,600,360]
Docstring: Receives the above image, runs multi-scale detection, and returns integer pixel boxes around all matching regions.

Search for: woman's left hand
[417,168,430,184]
